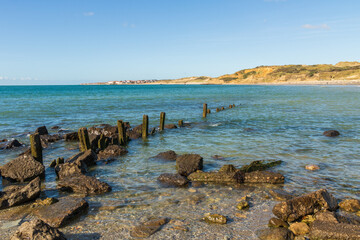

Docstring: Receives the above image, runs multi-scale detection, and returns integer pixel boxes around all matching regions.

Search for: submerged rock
[55,161,87,179]
[40,134,62,148]
[157,173,189,187]
[1,154,45,182]
[268,189,294,201]
[64,132,78,141]
[11,219,66,240]
[305,164,320,171]
[130,218,168,238]
[97,144,128,160]
[257,228,294,240]
[35,126,49,135]
[244,171,285,184]
[58,174,111,194]
[268,217,289,228]
[240,160,283,173]
[164,124,177,129]
[176,154,203,176]
[323,130,340,137]
[66,149,97,167]
[0,177,41,210]
[34,197,89,228]
[272,189,338,222]
[188,170,244,183]
[203,214,227,224]
[339,199,360,212]
[153,150,177,161]
[5,139,22,149]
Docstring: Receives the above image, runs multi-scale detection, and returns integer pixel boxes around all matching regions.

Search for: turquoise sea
[0,84,359,239]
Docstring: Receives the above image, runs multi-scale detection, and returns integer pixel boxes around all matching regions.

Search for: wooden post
[142,115,149,139]
[117,120,127,146]
[178,120,183,127]
[160,112,166,131]
[216,108,220,112]
[98,134,106,150]
[207,109,211,114]
[221,107,225,110]
[30,133,42,163]
[229,105,232,109]
[233,104,235,107]
[203,104,207,118]
[78,127,91,152]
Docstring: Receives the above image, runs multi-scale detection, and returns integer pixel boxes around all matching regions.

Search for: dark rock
[164,124,177,129]
[88,124,118,138]
[339,199,360,212]
[97,145,128,160]
[34,197,89,228]
[211,155,225,160]
[64,132,79,141]
[272,189,338,222]
[11,219,66,240]
[0,177,41,210]
[188,170,244,183]
[0,139,7,142]
[35,126,49,135]
[309,220,360,239]
[66,149,97,167]
[153,150,177,161]
[176,154,203,176]
[157,173,189,187]
[5,139,22,149]
[268,189,294,201]
[240,160,283,173]
[268,217,289,228]
[219,164,237,173]
[1,154,45,182]
[51,126,60,129]
[58,174,111,195]
[40,134,62,148]
[150,127,156,135]
[130,218,168,238]
[257,228,294,240]
[55,161,87,179]
[323,130,340,137]
[49,158,64,168]
[127,125,142,140]
[244,171,285,184]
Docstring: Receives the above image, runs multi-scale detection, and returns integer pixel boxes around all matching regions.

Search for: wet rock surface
[130,218,168,238]
[268,217,289,228]
[323,129,340,137]
[244,171,285,184]
[66,149,97,167]
[176,154,203,176]
[240,160,283,173]
[64,132,79,141]
[268,189,294,201]
[0,177,41,210]
[272,189,338,222]
[153,150,177,161]
[35,126,49,135]
[58,174,112,194]
[288,222,309,235]
[164,124,177,129]
[203,214,227,224]
[257,227,295,240]
[157,173,189,187]
[55,161,87,179]
[1,154,45,182]
[97,144,128,160]
[10,219,66,240]
[34,197,89,228]
[309,220,360,239]
[4,140,22,149]
[188,170,245,183]
[339,198,360,212]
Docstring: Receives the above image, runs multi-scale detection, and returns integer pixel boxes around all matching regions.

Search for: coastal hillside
[157,61,360,85]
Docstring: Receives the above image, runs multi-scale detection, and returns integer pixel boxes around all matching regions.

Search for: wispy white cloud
[302,24,330,30]
[83,12,95,17]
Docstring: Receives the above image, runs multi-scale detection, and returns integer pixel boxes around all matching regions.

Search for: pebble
[305,164,320,171]
[188,188,197,193]
[203,214,227,224]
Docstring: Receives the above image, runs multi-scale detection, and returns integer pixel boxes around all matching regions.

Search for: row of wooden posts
[202,103,236,118]
[29,103,236,164]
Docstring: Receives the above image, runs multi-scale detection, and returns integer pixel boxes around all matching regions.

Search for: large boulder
[1,154,45,182]
[152,150,177,161]
[97,144,128,160]
[34,197,89,228]
[11,219,66,240]
[0,177,41,210]
[58,174,111,194]
[244,171,285,184]
[35,126,49,135]
[176,154,203,176]
[157,173,189,187]
[272,189,338,222]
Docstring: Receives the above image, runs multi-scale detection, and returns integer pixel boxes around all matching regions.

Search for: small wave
[209,123,222,127]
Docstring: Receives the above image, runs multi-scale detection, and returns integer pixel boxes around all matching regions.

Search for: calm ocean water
[0,85,359,238]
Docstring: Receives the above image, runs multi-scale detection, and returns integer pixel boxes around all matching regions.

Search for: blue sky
[1,0,360,85]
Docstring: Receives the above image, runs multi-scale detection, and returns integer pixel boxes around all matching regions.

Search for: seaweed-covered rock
[97,145,128,160]
[272,189,338,222]
[339,199,360,212]
[0,177,41,210]
[240,160,282,173]
[157,173,189,187]
[35,126,48,135]
[309,220,360,239]
[11,219,66,240]
[58,174,111,194]
[257,228,294,240]
[1,154,45,182]
[188,170,244,183]
[323,130,340,137]
[176,154,203,176]
[64,132,78,141]
[34,197,89,228]
[130,218,168,238]
[244,171,284,184]
[153,150,177,161]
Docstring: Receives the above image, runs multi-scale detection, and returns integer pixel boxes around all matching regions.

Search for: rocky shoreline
[1,122,360,239]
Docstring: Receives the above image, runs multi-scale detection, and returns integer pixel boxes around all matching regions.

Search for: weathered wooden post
[98,134,106,150]
[142,115,149,139]
[203,104,207,118]
[233,104,235,107]
[229,104,232,109]
[30,133,42,163]
[221,107,225,110]
[216,108,220,112]
[117,120,127,146]
[160,112,166,131]
[207,109,211,114]
[178,120,184,127]
[78,127,91,152]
